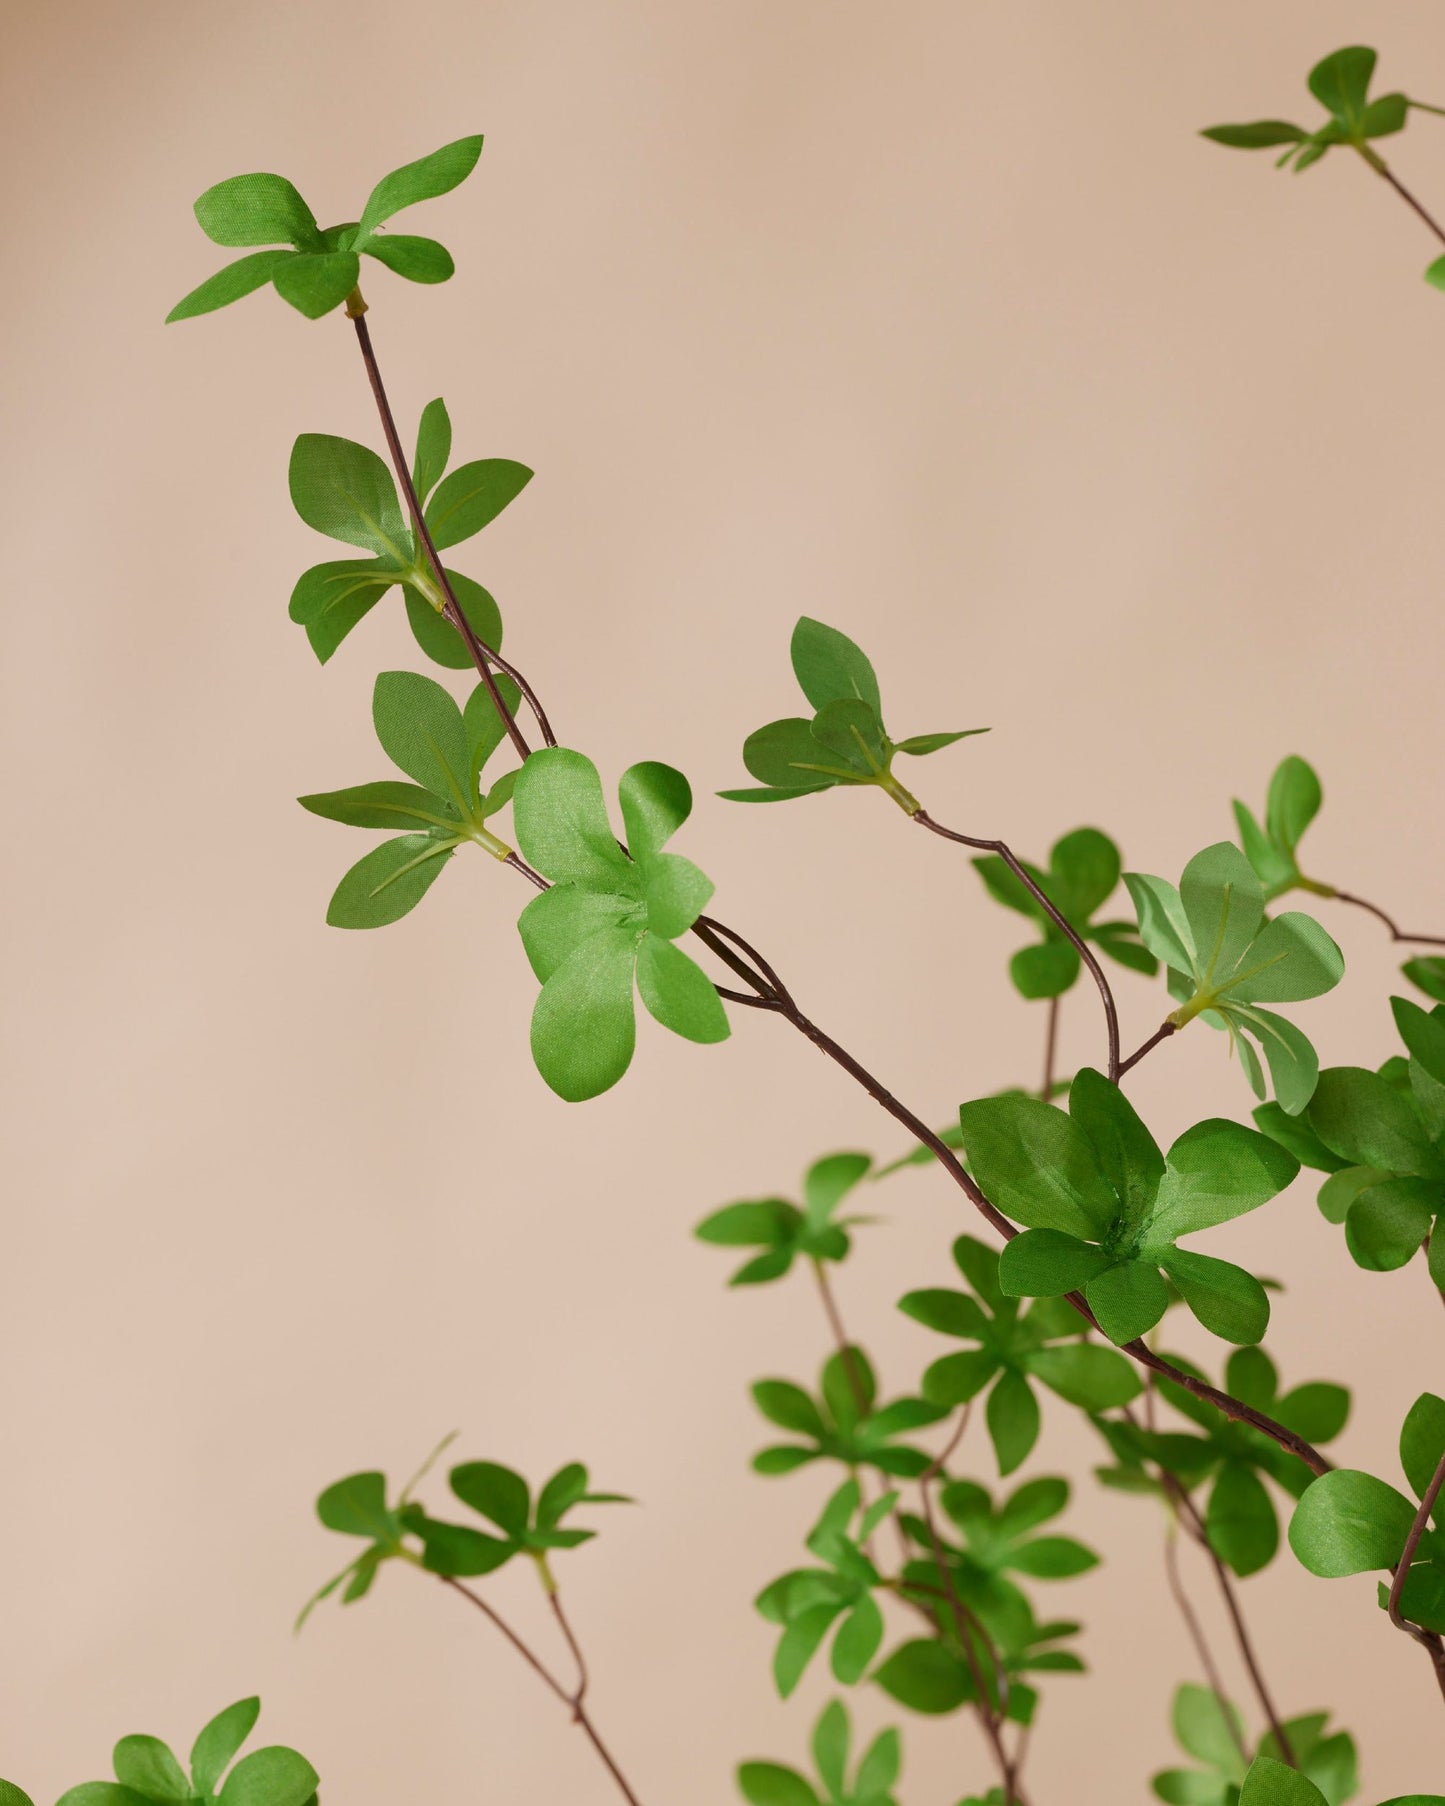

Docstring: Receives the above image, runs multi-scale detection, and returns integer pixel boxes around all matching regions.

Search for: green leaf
[737,1763,822,1806]
[1393,996,1445,1086]
[372,668,469,801]
[740,718,850,792]
[872,1640,973,1714]
[1401,1393,1445,1503]
[1345,1179,1434,1271]
[1208,1463,1278,1577]
[425,459,533,551]
[1308,1067,1433,1174]
[216,1747,320,1806]
[1181,843,1265,982]
[413,397,452,504]
[790,617,882,716]
[112,1739,189,1802]
[299,781,458,833]
[272,251,360,319]
[289,558,398,663]
[517,888,636,983]
[167,249,298,322]
[1403,957,1445,1003]
[985,1368,1040,1476]
[55,1790,152,1806]
[529,922,639,1100]
[191,1699,262,1795]
[635,936,729,1043]
[1010,940,1080,999]
[289,434,406,557]
[357,135,484,241]
[1265,757,1322,854]
[776,1602,843,1697]
[1010,1534,1098,1578]
[1085,1259,1169,1345]
[696,1199,796,1247]
[327,834,455,929]
[831,1592,885,1683]
[463,673,522,796]
[316,1471,397,1541]
[449,1461,530,1537]
[803,1153,871,1228]
[998,1228,1112,1296]
[405,569,505,670]
[1202,120,1307,149]
[1145,1119,1298,1247]
[1049,828,1121,920]
[898,1288,991,1338]
[921,1348,1000,1407]
[641,853,714,940]
[362,233,455,283]
[1163,1250,1270,1344]
[1289,1469,1416,1575]
[1239,1756,1327,1806]
[1173,1682,1247,1775]
[512,749,637,891]
[1276,1382,1350,1445]
[194,173,321,248]
[1069,1067,1164,1231]
[810,699,888,776]
[973,855,1044,918]
[0,1785,35,1806]
[854,1725,902,1797]
[1251,1102,1346,1174]
[1238,1007,1321,1117]
[958,1094,1117,1238]
[1230,914,1344,1004]
[1026,1343,1142,1410]
[1125,872,1194,973]
[617,762,692,864]
[893,729,985,756]
[1307,46,1376,123]
[411,1514,514,1576]
[754,1380,827,1439]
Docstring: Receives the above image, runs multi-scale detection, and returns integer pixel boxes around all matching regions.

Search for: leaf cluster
[1232,757,1325,900]
[899,1232,1141,1475]
[169,136,484,322]
[299,670,520,927]
[1153,1683,1357,1806]
[1201,47,1411,172]
[960,1069,1297,1347]
[1126,843,1344,1113]
[696,1153,874,1285]
[512,750,729,1099]
[720,618,984,808]
[46,1701,317,1806]
[288,406,529,665]
[972,828,1155,999]
[737,1699,902,1806]
[750,1348,946,1480]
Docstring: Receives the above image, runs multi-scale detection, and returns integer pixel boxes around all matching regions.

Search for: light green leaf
[854,1724,902,1797]
[998,1228,1112,1296]
[831,1592,884,1683]
[1239,1756,1326,1806]
[1124,872,1194,973]
[1010,940,1080,999]
[194,173,321,249]
[1289,1469,1416,1576]
[1026,1343,1142,1410]
[529,922,638,1100]
[289,434,407,557]
[517,886,636,983]
[635,935,729,1043]
[1238,1007,1321,1116]
[1173,1682,1248,1777]
[513,749,637,892]
[642,852,714,939]
[357,135,484,240]
[1164,1249,1269,1344]
[618,762,692,863]
[1180,843,1265,985]
[372,671,470,807]
[1230,914,1344,1004]
[1265,757,1322,855]
[316,1471,396,1541]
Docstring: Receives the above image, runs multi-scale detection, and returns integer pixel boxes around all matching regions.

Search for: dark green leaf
[790,617,882,716]
[363,233,455,283]
[272,251,360,319]
[1163,1250,1269,1345]
[958,1094,1116,1239]
[985,1368,1040,1476]
[1202,120,1307,149]
[1208,1463,1278,1577]
[405,569,504,670]
[1308,1067,1432,1173]
[736,1763,821,1806]
[1085,1259,1169,1345]
[449,1461,530,1537]
[1307,46,1376,123]
[299,782,457,833]
[357,135,484,240]
[1345,1180,1434,1271]
[413,398,452,505]
[998,1228,1111,1297]
[316,1472,396,1542]
[873,1640,973,1714]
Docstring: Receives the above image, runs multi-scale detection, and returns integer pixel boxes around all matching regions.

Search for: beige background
[4,1,1445,1799]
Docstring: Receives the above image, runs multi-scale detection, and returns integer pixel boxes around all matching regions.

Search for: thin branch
[1362,150,1445,251]
[1117,1020,1177,1080]
[1387,1450,1445,1704]
[1327,888,1445,948]
[911,810,1121,1080]
[1161,1517,1249,1764]
[1041,995,1060,1102]
[348,303,536,762]
[440,1576,644,1804]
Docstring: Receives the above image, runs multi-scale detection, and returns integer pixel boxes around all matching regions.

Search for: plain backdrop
[4,2,1445,1799]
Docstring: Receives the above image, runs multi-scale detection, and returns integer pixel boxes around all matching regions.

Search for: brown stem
[348,304,535,762]
[440,1576,644,1804]
[1117,1020,1177,1079]
[1041,994,1060,1101]
[917,1410,1028,1806]
[912,810,1121,1080]
[1161,1518,1249,1764]
[1327,888,1445,948]
[1364,153,1445,251]
[1387,1450,1445,1703]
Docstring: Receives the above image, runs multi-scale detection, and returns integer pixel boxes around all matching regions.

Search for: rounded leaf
[1289,1469,1416,1576]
